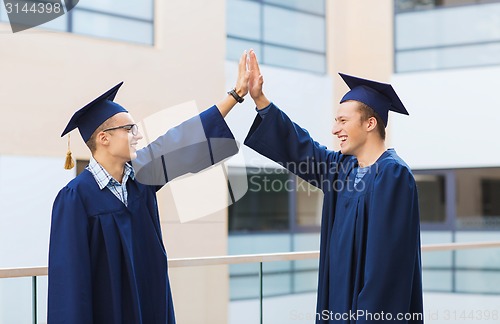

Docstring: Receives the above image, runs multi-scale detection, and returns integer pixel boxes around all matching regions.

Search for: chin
[340,148,352,156]
[129,152,137,160]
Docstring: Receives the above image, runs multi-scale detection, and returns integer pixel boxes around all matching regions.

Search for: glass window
[0,0,8,22]
[295,177,323,227]
[76,159,89,176]
[0,278,33,324]
[0,0,153,45]
[395,1,500,72]
[456,168,500,229]
[414,168,500,229]
[72,10,153,45]
[395,0,500,12]
[228,168,290,232]
[263,5,325,52]
[38,13,67,32]
[395,49,440,72]
[395,0,435,13]
[396,5,500,50]
[396,43,500,72]
[456,270,500,294]
[415,174,446,223]
[226,0,261,40]
[226,0,326,74]
[264,44,326,73]
[76,0,153,20]
[0,4,67,32]
[481,179,500,216]
[228,168,323,232]
[264,0,325,15]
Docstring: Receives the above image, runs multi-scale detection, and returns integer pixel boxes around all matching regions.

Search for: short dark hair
[85,116,115,154]
[356,101,386,140]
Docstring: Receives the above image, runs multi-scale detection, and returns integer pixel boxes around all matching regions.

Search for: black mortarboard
[60,82,127,169]
[339,73,408,127]
[61,82,128,142]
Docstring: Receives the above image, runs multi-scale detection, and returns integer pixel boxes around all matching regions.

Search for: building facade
[2,0,500,323]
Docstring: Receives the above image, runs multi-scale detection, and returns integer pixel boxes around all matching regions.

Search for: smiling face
[332,100,370,156]
[100,112,143,162]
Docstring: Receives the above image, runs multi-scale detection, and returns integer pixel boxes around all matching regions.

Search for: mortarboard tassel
[64,134,75,170]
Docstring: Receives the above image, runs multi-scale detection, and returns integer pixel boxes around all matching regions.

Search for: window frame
[0,0,155,45]
[226,0,327,74]
[393,0,500,73]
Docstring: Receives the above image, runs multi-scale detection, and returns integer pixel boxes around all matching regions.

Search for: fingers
[236,49,264,101]
[248,49,261,75]
[238,50,248,75]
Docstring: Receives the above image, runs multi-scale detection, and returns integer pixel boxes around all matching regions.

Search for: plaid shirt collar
[87,156,135,190]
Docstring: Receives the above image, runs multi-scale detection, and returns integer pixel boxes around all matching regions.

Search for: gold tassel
[64,134,75,170]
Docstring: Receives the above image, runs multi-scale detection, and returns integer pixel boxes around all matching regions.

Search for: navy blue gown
[48,106,238,324]
[244,103,423,323]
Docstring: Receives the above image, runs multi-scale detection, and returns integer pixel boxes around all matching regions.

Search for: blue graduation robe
[48,106,238,324]
[244,104,423,323]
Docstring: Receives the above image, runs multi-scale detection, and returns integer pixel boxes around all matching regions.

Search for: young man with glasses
[47,53,249,324]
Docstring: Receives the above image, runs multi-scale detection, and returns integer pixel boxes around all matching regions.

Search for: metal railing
[2,241,500,324]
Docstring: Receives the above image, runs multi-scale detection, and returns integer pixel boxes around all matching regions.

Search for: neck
[93,152,126,183]
[355,139,386,168]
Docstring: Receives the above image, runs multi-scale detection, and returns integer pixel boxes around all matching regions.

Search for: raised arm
[244,50,341,190]
[132,105,238,187]
[131,52,250,186]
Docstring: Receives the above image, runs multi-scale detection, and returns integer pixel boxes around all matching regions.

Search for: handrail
[169,250,321,267]
[2,241,500,279]
[0,266,47,279]
[420,240,500,252]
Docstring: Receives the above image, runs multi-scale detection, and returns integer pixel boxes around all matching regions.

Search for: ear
[96,131,110,147]
[366,116,378,132]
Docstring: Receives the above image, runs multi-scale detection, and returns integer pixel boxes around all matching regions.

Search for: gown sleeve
[132,105,238,187]
[356,162,422,323]
[244,103,341,191]
[47,187,93,324]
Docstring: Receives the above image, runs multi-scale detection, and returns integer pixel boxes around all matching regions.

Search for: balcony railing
[2,241,500,324]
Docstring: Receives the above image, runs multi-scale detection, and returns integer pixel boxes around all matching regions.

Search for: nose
[135,130,144,141]
[332,123,341,136]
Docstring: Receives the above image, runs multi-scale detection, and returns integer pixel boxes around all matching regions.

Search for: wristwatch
[228,88,244,103]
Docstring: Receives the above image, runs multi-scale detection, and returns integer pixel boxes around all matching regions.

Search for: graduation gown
[48,106,238,324]
[244,104,423,323]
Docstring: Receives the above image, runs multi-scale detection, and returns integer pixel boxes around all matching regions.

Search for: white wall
[0,156,74,268]
[391,67,500,169]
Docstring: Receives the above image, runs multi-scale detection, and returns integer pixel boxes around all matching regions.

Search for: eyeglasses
[102,124,139,136]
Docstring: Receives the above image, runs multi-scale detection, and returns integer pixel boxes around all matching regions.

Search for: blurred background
[1,0,500,323]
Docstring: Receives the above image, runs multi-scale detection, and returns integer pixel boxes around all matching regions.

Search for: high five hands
[219,49,271,117]
[236,49,271,110]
